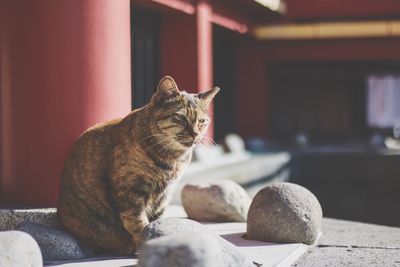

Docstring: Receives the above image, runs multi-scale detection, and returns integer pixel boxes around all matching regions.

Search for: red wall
[1,0,131,206]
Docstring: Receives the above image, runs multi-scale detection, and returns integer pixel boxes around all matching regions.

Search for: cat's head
[147,76,219,152]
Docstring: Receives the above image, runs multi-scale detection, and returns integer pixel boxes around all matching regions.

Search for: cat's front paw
[132,233,143,248]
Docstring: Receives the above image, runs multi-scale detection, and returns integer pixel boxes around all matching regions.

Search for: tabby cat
[57,76,219,255]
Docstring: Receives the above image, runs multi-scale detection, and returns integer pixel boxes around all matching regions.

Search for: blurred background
[1,0,400,226]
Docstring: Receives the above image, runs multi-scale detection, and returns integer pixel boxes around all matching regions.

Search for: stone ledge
[0,208,59,231]
[0,205,310,267]
[292,246,400,267]
[291,218,400,267]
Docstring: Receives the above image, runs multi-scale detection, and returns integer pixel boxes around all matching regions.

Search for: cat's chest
[152,180,176,200]
[147,180,177,212]
[152,162,186,192]
[148,160,189,204]
[148,154,191,181]
[147,164,180,185]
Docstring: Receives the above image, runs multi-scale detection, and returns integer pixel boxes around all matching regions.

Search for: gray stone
[141,217,205,244]
[0,230,42,267]
[15,221,94,261]
[182,180,251,222]
[247,182,322,245]
[224,133,246,153]
[138,231,255,267]
[193,144,225,163]
[0,208,59,231]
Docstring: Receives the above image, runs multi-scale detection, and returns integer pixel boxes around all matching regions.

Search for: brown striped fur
[57,76,219,255]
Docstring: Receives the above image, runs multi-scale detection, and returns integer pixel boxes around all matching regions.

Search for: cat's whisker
[157,140,169,154]
[201,136,217,146]
[143,140,165,151]
[155,138,175,154]
[139,133,166,144]
[160,142,173,158]
[201,139,213,146]
[159,140,176,159]
[201,140,216,147]
[143,137,171,152]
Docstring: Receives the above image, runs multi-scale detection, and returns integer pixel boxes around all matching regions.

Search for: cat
[57,76,219,255]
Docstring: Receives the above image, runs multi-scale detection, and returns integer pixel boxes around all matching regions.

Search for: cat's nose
[188,128,199,138]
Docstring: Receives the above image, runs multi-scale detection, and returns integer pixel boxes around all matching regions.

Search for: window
[367,75,400,129]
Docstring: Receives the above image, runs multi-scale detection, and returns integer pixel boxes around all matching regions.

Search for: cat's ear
[155,76,180,103]
[198,86,220,107]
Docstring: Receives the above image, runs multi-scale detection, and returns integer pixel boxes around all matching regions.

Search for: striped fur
[57,76,219,255]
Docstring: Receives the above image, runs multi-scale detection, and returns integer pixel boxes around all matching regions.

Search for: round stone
[224,134,246,153]
[138,231,254,267]
[0,231,43,267]
[181,180,251,222]
[15,221,94,261]
[246,182,322,245]
[140,217,205,244]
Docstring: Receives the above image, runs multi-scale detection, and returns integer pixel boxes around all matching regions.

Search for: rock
[193,144,224,163]
[15,221,94,261]
[247,182,322,245]
[182,180,251,222]
[141,217,205,244]
[138,231,255,267]
[0,230,42,267]
[224,133,246,153]
[0,208,59,231]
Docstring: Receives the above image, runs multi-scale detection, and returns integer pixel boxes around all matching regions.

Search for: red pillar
[0,0,131,206]
[160,1,214,137]
[196,1,215,137]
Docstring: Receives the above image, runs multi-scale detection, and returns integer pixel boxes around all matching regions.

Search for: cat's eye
[174,114,187,126]
[199,119,205,123]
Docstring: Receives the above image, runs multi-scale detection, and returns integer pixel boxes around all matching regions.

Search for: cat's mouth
[176,137,197,147]
[176,135,202,148]
[179,140,194,147]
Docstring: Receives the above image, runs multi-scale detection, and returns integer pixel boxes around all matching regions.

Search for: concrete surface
[292,218,400,267]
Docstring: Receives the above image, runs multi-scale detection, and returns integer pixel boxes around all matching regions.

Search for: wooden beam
[286,0,400,19]
[254,20,400,40]
[211,12,249,34]
[148,0,195,14]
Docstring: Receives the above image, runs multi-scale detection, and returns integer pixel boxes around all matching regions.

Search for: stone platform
[2,206,399,266]
[291,218,400,267]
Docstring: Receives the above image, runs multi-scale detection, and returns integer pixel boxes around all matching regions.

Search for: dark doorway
[268,62,400,144]
[131,6,161,109]
[271,62,400,226]
[213,26,237,142]
[268,62,368,144]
